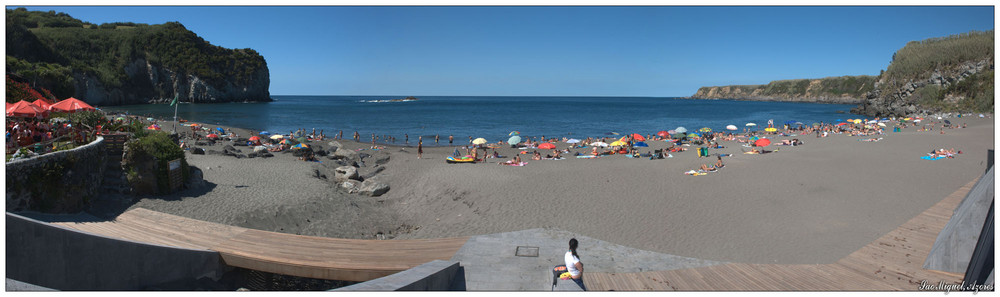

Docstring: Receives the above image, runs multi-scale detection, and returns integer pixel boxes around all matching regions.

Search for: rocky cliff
[72,58,271,106]
[851,59,993,117]
[690,77,873,104]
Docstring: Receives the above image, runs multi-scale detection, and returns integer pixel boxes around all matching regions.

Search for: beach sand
[121,116,994,265]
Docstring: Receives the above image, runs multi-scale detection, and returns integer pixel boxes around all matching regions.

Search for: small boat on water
[361,96,419,103]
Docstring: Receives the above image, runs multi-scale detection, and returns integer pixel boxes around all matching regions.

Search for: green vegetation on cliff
[5,8,267,101]
[693,75,876,102]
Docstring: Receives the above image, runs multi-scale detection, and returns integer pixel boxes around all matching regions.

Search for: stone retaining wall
[6,137,106,213]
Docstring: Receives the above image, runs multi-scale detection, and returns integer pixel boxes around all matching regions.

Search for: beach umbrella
[631,133,646,141]
[687,133,700,138]
[753,139,771,147]
[853,119,862,124]
[538,142,556,149]
[509,131,520,136]
[749,136,760,143]
[217,127,226,134]
[296,137,307,143]
[657,130,670,137]
[249,136,261,142]
[913,119,922,123]
[189,123,201,127]
[590,141,609,147]
[633,141,649,147]
[877,123,887,127]
[146,125,161,131]
[698,127,712,133]
[671,133,686,139]
[566,139,581,144]
[270,134,284,140]
[867,120,878,124]
[745,123,757,127]
[6,100,48,118]
[49,97,95,113]
[609,140,627,147]
[259,131,270,135]
[675,127,688,133]
[836,123,849,126]
[764,127,777,132]
[667,130,676,134]
[291,143,309,149]
[472,138,488,145]
[507,135,522,145]
[32,98,54,110]
[206,133,219,139]
[726,125,737,131]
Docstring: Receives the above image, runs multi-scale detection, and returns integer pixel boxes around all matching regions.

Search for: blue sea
[101,96,862,145]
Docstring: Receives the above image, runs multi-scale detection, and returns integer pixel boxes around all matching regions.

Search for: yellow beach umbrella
[270,135,284,140]
[853,119,862,124]
[764,127,777,132]
[610,140,627,147]
[472,138,487,145]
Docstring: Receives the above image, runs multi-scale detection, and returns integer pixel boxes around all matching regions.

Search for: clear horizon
[9,6,996,97]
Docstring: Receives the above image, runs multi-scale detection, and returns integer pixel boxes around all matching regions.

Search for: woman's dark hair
[569,238,579,258]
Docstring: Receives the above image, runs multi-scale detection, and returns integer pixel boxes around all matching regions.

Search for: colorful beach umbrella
[538,142,556,149]
[657,130,670,137]
[749,136,759,143]
[291,143,309,149]
[509,131,520,136]
[472,138,488,145]
[590,141,609,147]
[633,141,649,147]
[764,127,777,132]
[146,125,161,131]
[674,127,688,133]
[609,140,627,147]
[754,139,771,147]
[687,133,700,138]
[49,97,95,113]
[507,136,522,145]
[698,127,712,133]
[726,125,737,131]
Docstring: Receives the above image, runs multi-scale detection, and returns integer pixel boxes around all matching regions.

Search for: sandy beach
[120,115,994,265]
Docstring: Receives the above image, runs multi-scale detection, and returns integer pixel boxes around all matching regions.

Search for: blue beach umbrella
[507,135,522,145]
[259,131,270,135]
[217,127,226,134]
[633,141,649,147]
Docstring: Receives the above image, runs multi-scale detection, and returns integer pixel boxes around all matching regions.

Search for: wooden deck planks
[587,178,976,291]
[51,208,469,282]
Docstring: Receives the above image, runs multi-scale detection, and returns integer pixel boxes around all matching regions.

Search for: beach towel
[543,157,566,160]
[921,155,946,160]
[499,161,528,166]
[576,155,600,159]
[684,170,707,176]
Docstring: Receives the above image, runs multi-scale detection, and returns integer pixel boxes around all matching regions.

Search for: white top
[565,250,581,277]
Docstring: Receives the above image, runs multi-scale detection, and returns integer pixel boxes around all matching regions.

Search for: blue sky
[11,6,996,96]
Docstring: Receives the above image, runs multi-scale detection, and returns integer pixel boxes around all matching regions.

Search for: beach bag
[698,147,709,157]
[552,265,568,286]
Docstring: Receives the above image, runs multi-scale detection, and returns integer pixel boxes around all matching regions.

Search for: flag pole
[172,94,179,134]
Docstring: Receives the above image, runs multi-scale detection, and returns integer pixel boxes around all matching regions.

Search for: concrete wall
[6,137,106,213]
[334,260,462,291]
[924,166,995,273]
[5,212,224,290]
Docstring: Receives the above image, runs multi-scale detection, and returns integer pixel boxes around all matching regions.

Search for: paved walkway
[450,228,723,290]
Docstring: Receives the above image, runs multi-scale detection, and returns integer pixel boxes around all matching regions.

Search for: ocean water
[101,96,863,145]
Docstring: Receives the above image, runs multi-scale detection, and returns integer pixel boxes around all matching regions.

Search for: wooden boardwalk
[587,179,976,291]
[53,208,469,282]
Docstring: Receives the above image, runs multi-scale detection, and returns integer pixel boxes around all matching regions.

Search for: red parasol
[248,136,261,142]
[631,133,646,141]
[6,100,48,118]
[753,139,771,147]
[538,143,556,149]
[49,97,96,113]
[32,98,54,110]
[206,133,219,139]
[657,130,669,137]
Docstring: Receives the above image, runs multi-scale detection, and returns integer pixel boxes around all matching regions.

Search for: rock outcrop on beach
[690,76,876,104]
[5,8,272,105]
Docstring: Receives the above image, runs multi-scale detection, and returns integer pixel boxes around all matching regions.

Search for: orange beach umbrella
[32,98,54,110]
[538,143,556,149]
[50,97,96,113]
[6,100,48,118]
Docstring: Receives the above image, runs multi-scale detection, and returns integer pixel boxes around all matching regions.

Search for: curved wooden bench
[54,208,469,282]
